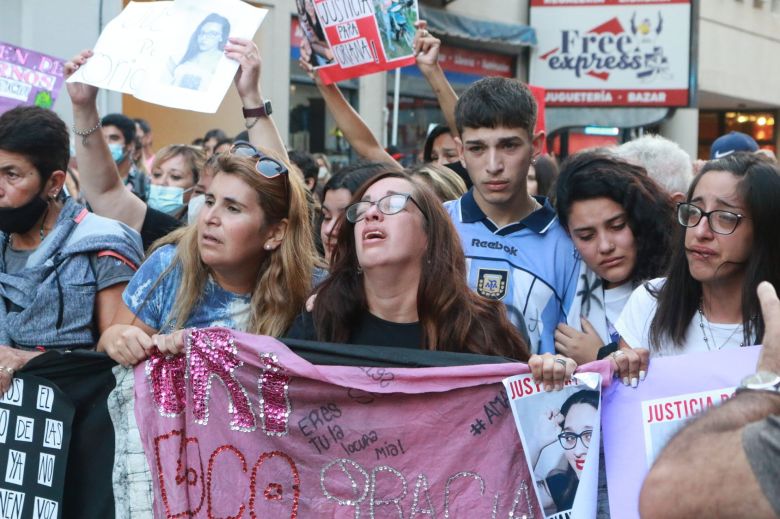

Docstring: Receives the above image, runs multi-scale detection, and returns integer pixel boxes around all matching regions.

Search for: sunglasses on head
[229,141,289,179]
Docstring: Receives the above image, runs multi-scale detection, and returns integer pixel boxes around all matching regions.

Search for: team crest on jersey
[477,268,508,300]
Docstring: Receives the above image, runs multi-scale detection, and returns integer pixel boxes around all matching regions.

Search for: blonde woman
[410,162,467,202]
[99,144,318,365]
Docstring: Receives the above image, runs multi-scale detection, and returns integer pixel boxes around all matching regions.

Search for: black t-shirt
[140,207,182,251]
[286,309,423,349]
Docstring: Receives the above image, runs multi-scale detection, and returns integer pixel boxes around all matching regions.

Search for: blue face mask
[187,194,205,225]
[148,184,189,215]
[108,142,127,164]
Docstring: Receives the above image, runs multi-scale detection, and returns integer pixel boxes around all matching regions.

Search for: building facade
[3,0,779,161]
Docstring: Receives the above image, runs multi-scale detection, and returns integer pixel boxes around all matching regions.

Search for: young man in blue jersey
[444,77,580,354]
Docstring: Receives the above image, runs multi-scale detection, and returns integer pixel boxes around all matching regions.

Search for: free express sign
[529,0,692,107]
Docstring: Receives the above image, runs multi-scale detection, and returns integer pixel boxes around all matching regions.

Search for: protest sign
[296,0,419,85]
[503,372,602,519]
[0,43,66,115]
[0,373,74,519]
[132,328,613,518]
[67,0,267,113]
[602,347,760,519]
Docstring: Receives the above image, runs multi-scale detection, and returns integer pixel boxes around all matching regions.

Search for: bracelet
[72,121,102,145]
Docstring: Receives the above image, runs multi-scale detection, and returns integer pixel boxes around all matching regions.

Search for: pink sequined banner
[134,328,610,518]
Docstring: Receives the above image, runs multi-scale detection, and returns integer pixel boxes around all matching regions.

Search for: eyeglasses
[345,193,422,223]
[558,430,592,450]
[676,202,747,235]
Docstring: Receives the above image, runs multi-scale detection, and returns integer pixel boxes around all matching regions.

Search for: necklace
[697,304,743,351]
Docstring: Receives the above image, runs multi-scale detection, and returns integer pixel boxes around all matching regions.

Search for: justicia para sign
[529,0,692,107]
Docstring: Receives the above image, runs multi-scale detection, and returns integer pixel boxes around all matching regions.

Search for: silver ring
[0,366,14,375]
[554,358,567,367]
[611,350,625,359]
[421,30,429,37]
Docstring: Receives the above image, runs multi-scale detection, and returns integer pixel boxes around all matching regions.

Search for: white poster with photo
[503,372,602,519]
[67,0,267,112]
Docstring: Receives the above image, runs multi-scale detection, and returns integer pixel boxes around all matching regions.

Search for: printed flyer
[503,372,602,519]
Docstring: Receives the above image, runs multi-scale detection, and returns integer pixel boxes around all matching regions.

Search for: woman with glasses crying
[615,153,780,372]
[100,144,319,365]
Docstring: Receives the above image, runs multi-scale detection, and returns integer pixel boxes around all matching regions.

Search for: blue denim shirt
[0,198,143,349]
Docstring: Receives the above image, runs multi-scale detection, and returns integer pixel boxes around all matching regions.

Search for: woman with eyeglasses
[287,171,580,389]
[100,144,318,365]
[528,389,599,515]
[553,152,675,372]
[615,153,780,378]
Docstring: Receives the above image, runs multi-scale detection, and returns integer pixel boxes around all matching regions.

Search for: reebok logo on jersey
[471,238,518,256]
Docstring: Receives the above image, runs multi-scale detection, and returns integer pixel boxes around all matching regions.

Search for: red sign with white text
[296,0,419,85]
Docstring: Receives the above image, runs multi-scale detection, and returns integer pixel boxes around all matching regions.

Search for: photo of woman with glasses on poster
[171,13,231,91]
[527,388,600,516]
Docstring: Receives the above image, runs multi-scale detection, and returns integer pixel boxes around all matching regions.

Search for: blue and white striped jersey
[445,191,581,354]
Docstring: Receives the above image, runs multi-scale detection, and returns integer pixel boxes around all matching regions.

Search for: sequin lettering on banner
[187,328,256,432]
[319,460,534,518]
[153,429,206,518]
[146,348,187,417]
[258,353,292,436]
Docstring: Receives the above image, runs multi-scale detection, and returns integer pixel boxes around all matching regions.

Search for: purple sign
[0,42,66,114]
[602,346,761,519]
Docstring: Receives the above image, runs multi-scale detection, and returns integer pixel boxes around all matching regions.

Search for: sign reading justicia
[529,0,692,107]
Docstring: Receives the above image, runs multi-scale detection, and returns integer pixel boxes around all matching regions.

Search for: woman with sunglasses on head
[65,37,288,251]
[614,153,780,382]
[100,143,318,365]
[553,152,675,371]
[288,171,578,388]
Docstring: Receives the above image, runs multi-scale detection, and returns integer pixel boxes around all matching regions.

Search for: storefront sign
[529,0,692,107]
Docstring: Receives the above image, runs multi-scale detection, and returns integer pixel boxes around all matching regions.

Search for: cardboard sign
[297,0,419,84]
[0,374,74,519]
[0,43,66,115]
[67,0,267,113]
[602,347,760,519]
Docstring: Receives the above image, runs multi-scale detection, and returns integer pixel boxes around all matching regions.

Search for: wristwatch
[736,371,780,394]
[242,100,273,119]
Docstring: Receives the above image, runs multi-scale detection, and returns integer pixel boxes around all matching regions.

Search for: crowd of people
[1,21,780,517]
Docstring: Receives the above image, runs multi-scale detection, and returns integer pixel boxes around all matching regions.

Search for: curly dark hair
[555,150,676,284]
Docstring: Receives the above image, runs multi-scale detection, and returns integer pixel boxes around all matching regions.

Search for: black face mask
[0,195,48,235]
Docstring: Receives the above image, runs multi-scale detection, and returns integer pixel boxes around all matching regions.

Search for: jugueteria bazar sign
[529,0,692,107]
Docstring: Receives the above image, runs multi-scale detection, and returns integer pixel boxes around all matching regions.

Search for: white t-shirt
[604,283,633,329]
[615,278,747,357]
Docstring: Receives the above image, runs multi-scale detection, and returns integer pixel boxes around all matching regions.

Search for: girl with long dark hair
[554,151,675,367]
[617,153,780,367]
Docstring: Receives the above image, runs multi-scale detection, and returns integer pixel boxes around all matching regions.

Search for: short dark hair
[101,113,136,145]
[133,118,151,134]
[455,77,537,136]
[0,106,69,182]
[204,128,227,142]
[288,150,319,181]
[322,161,390,199]
[423,124,451,163]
